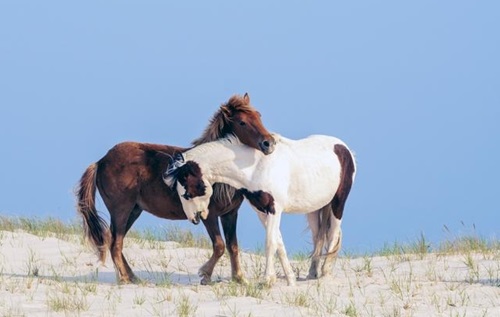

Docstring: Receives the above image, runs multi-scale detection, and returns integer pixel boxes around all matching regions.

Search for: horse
[75,93,276,285]
[164,133,356,286]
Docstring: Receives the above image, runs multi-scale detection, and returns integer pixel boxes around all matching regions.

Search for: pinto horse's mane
[191,95,256,146]
[190,94,256,205]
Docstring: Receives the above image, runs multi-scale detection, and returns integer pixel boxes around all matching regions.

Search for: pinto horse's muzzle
[191,211,202,225]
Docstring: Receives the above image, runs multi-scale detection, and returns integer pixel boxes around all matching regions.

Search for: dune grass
[0,215,211,249]
[2,215,497,258]
[0,216,81,239]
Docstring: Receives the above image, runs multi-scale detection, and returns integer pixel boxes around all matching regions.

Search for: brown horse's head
[192,93,275,155]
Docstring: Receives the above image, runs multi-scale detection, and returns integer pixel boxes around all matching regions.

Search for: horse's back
[95,142,183,207]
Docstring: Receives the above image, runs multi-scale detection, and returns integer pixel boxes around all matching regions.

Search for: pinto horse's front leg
[263,212,278,286]
[257,210,296,287]
[275,227,296,286]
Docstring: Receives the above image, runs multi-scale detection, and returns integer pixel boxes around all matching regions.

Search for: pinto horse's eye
[197,182,206,194]
[182,192,192,200]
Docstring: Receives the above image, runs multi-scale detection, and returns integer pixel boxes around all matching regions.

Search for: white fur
[172,134,356,286]
[175,181,212,221]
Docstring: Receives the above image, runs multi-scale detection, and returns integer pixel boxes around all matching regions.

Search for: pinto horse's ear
[173,152,184,164]
[163,153,186,189]
[243,92,250,103]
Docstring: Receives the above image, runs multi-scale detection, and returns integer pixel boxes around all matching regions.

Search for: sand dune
[1,229,499,316]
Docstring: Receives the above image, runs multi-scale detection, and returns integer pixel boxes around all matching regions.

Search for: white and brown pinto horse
[164,134,356,286]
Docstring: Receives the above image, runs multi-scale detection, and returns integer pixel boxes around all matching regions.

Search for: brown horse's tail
[75,163,111,264]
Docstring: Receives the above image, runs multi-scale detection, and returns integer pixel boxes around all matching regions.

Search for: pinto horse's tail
[331,144,356,221]
[75,163,111,265]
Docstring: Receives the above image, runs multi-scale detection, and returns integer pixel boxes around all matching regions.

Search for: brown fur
[192,93,258,146]
[235,189,275,215]
[332,144,356,220]
[75,93,274,284]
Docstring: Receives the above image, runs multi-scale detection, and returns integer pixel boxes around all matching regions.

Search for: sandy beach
[1,229,499,316]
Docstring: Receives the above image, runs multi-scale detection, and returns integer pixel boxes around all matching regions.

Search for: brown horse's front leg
[110,234,139,284]
[221,207,247,284]
[200,213,225,285]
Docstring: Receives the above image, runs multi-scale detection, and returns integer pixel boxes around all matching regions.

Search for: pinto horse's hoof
[286,278,297,287]
[258,275,277,288]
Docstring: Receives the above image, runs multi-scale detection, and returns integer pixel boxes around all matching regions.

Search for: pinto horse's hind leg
[319,143,354,277]
[321,216,342,277]
[199,212,225,285]
[109,205,142,284]
[306,208,326,279]
[220,208,247,284]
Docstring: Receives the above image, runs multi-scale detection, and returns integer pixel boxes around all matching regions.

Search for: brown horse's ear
[243,93,250,103]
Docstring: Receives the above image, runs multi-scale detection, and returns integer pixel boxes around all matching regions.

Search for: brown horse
[76,93,275,284]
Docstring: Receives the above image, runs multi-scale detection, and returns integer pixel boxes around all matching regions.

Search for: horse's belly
[283,164,340,214]
[284,177,339,213]
[284,189,337,214]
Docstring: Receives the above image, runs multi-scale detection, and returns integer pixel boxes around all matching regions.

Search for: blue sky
[1,1,499,254]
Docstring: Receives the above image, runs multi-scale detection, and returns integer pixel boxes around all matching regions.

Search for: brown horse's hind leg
[220,208,246,284]
[199,213,225,285]
[109,206,142,284]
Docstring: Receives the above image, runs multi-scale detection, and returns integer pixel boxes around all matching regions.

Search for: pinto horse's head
[163,154,213,225]
[192,93,276,155]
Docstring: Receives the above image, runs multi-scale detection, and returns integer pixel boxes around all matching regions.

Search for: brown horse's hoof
[199,271,213,285]
[200,276,213,285]
[232,275,249,285]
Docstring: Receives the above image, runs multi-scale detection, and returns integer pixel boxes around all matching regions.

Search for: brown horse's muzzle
[259,137,276,155]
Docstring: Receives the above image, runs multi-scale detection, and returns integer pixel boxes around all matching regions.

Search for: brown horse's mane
[191,94,256,204]
[191,94,256,146]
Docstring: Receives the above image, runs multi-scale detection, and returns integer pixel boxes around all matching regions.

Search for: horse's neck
[186,140,260,189]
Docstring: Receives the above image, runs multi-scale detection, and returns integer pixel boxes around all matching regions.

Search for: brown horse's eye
[239,121,246,126]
